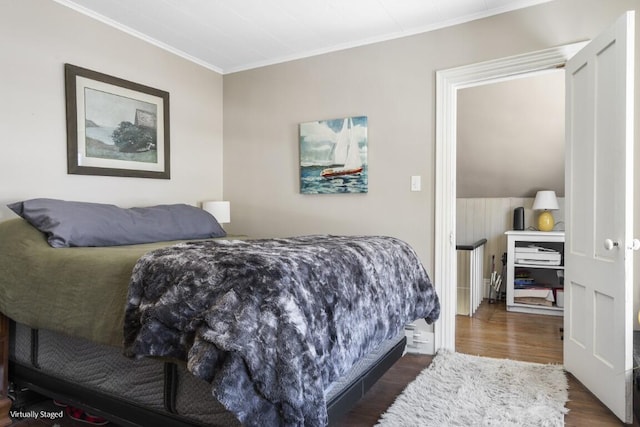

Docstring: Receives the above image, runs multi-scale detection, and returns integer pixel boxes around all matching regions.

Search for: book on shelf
[514,296,554,307]
[513,287,555,302]
[514,278,536,287]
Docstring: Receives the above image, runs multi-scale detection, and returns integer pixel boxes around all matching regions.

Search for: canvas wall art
[299,116,368,194]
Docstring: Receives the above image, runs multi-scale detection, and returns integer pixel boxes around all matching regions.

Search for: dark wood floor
[337,300,632,426]
[10,300,635,426]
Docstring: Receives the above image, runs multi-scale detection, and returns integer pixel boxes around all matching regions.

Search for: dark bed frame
[1,314,9,427]
[8,328,406,427]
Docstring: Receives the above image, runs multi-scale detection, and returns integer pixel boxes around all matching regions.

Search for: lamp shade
[202,201,230,224]
[532,191,559,211]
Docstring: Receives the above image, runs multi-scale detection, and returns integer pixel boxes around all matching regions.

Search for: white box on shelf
[514,251,561,265]
[556,290,564,308]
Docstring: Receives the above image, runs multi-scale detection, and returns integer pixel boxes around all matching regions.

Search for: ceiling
[53,0,554,74]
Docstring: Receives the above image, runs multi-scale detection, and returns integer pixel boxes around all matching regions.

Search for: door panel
[568,62,592,257]
[593,291,615,365]
[568,282,586,346]
[564,11,635,423]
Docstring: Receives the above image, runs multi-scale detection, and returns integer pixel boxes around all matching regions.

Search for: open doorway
[454,71,565,361]
[434,13,636,421]
[432,42,588,352]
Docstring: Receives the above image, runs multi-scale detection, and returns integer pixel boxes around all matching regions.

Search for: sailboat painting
[299,116,368,194]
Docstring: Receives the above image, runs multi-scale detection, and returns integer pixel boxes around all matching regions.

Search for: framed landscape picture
[64,64,170,179]
[299,116,368,194]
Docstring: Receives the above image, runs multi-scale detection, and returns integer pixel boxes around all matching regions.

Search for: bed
[0,199,440,426]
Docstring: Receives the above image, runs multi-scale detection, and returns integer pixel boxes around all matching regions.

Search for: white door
[564,11,635,423]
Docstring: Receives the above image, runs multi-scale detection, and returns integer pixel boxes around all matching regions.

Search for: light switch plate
[411,175,421,191]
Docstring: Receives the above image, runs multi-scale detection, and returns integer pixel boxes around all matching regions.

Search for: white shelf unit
[505,230,564,316]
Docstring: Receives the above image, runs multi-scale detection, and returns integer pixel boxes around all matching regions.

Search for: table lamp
[202,201,231,224]
[532,191,559,232]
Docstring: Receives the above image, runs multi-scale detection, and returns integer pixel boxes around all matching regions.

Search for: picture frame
[64,64,170,179]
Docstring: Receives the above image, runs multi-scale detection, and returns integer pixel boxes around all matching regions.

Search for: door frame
[434,42,588,350]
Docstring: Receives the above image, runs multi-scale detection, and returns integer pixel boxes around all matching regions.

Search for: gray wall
[223,0,640,269]
[457,71,565,198]
[0,0,224,220]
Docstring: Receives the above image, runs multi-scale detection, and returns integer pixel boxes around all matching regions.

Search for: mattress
[0,219,238,347]
[10,321,405,426]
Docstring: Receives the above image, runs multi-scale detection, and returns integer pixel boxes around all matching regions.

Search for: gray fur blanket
[123,235,440,426]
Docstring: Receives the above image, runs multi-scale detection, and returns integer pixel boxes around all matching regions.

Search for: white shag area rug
[376,350,568,427]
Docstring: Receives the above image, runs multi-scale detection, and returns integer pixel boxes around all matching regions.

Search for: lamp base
[538,210,555,232]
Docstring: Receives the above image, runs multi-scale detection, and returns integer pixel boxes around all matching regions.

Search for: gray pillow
[8,198,226,248]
